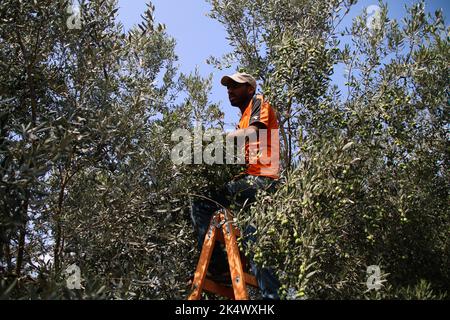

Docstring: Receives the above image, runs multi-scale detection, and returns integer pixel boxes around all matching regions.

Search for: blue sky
[117,0,449,126]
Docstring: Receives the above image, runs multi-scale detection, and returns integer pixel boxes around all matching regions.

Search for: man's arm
[226,122,266,140]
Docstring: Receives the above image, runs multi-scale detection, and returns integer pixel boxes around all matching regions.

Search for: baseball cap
[221,72,257,89]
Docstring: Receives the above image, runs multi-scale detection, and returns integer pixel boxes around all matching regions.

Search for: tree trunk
[53,183,65,274]
[15,196,29,277]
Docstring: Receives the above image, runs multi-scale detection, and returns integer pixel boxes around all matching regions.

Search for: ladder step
[203,278,235,299]
[244,273,258,288]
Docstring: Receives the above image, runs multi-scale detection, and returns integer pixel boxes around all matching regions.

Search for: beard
[229,95,247,107]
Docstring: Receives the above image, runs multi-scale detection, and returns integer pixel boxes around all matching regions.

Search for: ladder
[188,208,258,300]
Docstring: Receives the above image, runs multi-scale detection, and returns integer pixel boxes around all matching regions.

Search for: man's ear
[247,85,256,96]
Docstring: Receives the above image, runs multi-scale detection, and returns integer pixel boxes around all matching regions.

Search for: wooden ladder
[188,209,258,300]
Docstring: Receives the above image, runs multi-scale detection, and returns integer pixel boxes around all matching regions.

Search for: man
[190,72,281,299]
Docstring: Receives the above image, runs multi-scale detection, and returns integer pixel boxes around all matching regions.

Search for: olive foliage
[0,0,448,300]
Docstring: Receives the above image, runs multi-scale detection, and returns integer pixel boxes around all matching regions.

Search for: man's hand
[226,125,258,140]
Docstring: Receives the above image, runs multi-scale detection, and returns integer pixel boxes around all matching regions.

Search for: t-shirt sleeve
[249,97,270,128]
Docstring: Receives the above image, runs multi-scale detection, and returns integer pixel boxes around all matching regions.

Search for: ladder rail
[188,219,219,300]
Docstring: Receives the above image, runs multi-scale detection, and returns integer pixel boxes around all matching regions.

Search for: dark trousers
[190,175,281,299]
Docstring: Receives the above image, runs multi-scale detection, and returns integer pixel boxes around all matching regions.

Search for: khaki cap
[221,72,257,89]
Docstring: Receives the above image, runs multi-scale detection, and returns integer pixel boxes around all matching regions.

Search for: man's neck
[238,95,254,114]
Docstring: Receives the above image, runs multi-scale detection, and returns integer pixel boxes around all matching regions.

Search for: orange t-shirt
[238,95,280,179]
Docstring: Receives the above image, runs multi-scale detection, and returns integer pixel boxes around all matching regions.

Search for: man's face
[227,81,254,107]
